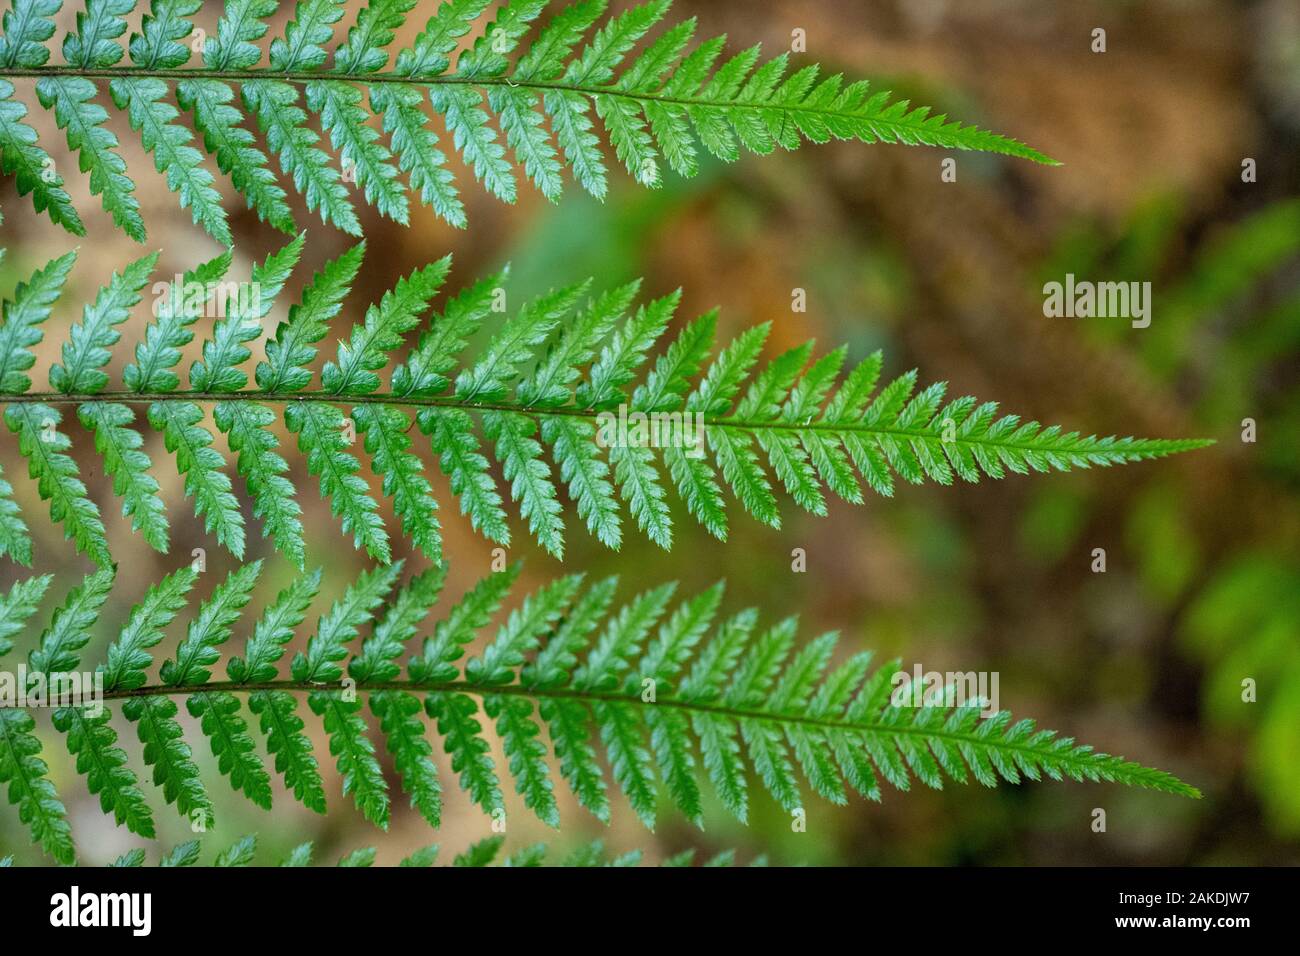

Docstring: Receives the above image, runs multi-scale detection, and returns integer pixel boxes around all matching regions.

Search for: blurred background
[1,0,1298,866]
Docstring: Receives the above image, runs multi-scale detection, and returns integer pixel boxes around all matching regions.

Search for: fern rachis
[0,241,1212,570]
[0,0,1057,241]
[0,560,1199,864]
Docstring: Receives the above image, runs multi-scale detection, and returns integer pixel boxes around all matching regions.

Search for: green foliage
[1037,193,1300,838]
[0,0,1055,240]
[111,832,743,867]
[0,561,1198,864]
[0,244,1210,570]
[1185,554,1300,834]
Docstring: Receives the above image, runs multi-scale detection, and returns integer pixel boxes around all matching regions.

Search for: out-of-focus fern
[107,833,751,867]
[0,561,1199,864]
[0,242,1211,568]
[1037,193,1300,834]
[0,0,1056,241]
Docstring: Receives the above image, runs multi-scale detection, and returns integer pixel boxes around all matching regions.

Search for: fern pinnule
[0,243,1212,570]
[0,561,1200,864]
[0,0,1057,242]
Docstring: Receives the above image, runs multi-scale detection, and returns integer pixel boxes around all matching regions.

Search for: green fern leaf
[356,402,441,562]
[286,400,389,562]
[0,465,30,565]
[51,252,170,551]
[100,568,210,824]
[0,572,51,656]
[0,707,74,863]
[0,0,58,70]
[205,237,308,566]
[294,562,403,685]
[0,78,83,234]
[150,400,244,557]
[39,568,157,839]
[324,255,448,396]
[123,252,245,557]
[473,574,582,827]
[357,568,446,827]
[312,0,414,219]
[190,236,303,394]
[0,251,100,563]
[213,834,256,867]
[110,76,230,244]
[33,75,142,240]
[245,78,360,235]
[230,567,322,683]
[0,248,74,392]
[395,272,508,543]
[176,76,294,233]
[375,0,487,224]
[7,404,109,563]
[309,79,408,223]
[159,839,200,867]
[297,562,402,827]
[0,247,1209,568]
[0,0,1056,238]
[310,685,390,828]
[14,567,83,673]
[251,687,325,813]
[259,241,365,394]
[0,562,1202,862]
[164,564,268,811]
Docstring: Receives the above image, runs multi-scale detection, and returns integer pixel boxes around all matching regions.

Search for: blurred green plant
[93,832,752,867]
[1037,192,1300,835]
[1185,554,1300,833]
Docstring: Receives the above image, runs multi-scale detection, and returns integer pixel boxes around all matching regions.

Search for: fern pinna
[0,0,1055,242]
[0,240,1210,569]
[0,560,1197,864]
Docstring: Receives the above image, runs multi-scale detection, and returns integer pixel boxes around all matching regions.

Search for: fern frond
[0,0,1056,239]
[0,563,1199,863]
[110,832,744,867]
[0,247,1210,569]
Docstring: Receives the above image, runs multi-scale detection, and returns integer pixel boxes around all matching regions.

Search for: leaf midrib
[0,66,1039,150]
[20,675,1135,779]
[1,389,1213,457]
